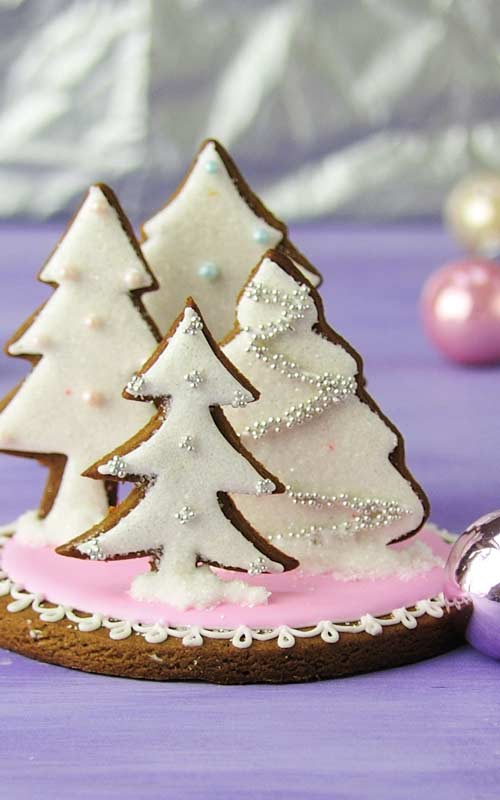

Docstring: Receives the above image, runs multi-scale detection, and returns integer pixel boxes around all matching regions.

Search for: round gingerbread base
[0,594,467,684]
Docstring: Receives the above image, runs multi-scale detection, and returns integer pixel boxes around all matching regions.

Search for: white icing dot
[82,390,106,407]
[58,264,79,281]
[84,314,103,329]
[125,268,144,289]
[32,334,51,348]
[91,199,108,214]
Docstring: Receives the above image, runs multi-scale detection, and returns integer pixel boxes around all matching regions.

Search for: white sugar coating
[223,256,436,578]
[76,306,283,610]
[136,306,255,413]
[142,141,319,339]
[0,186,157,546]
[131,564,269,610]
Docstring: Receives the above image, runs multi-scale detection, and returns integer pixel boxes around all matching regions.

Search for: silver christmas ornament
[445,510,500,659]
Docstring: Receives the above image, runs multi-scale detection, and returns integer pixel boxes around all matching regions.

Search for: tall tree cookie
[141,139,321,339]
[0,185,160,546]
[222,250,434,577]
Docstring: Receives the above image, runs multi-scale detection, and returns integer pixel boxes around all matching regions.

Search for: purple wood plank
[1,222,499,799]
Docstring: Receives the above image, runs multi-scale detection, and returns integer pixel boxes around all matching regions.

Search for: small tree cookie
[0,185,160,546]
[58,300,297,610]
[223,251,434,578]
[141,139,321,339]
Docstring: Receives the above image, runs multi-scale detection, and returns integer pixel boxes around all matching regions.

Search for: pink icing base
[1,528,454,629]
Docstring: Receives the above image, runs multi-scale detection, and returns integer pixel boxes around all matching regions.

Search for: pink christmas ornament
[421,258,500,365]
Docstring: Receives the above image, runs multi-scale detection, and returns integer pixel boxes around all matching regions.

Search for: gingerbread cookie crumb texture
[223,250,432,577]
[0,185,160,546]
[141,139,321,340]
[58,300,297,610]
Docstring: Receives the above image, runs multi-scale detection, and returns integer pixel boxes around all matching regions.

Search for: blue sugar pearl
[198,262,220,281]
[253,228,270,245]
[204,160,219,174]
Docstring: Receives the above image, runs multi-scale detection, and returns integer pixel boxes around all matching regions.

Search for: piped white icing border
[0,526,465,650]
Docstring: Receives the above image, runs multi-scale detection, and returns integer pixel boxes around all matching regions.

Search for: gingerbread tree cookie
[141,139,321,339]
[0,185,160,546]
[223,251,435,578]
[58,301,297,610]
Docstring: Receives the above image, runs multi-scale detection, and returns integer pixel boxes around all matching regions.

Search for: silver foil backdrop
[1,0,500,221]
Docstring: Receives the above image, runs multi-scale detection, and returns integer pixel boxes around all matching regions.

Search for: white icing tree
[223,252,436,578]
[0,185,160,546]
[58,301,297,610]
[141,139,321,339]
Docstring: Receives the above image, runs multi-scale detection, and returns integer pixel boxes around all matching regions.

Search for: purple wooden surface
[1,222,499,800]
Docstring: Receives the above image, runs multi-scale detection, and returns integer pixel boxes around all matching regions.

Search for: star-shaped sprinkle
[248,557,266,575]
[232,389,249,408]
[78,538,105,561]
[175,506,196,525]
[184,313,203,335]
[126,373,145,396]
[98,455,128,479]
[184,370,204,389]
[256,479,275,495]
